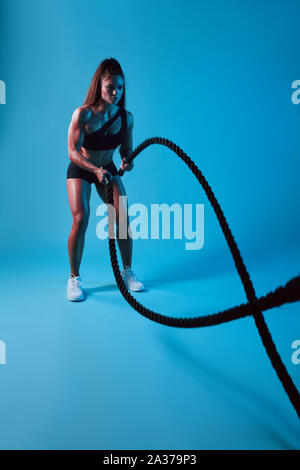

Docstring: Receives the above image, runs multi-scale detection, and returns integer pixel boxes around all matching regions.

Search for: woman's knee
[72,210,90,232]
[115,198,128,223]
[116,211,129,238]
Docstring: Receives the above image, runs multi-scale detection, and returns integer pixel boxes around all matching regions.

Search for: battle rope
[105,137,300,419]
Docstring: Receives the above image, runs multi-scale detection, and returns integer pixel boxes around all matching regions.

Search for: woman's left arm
[119,111,134,172]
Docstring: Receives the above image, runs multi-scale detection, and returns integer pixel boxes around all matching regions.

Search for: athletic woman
[66,58,145,301]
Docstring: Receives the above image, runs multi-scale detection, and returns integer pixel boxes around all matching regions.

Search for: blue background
[0,0,299,450]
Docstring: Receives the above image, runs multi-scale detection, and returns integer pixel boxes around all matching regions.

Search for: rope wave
[106,137,300,418]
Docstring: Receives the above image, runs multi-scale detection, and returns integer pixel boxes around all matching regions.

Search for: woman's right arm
[68,107,100,175]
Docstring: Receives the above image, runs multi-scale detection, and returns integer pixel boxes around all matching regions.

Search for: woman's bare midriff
[80,147,116,168]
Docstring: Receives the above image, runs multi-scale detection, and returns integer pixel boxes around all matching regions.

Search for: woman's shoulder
[80,104,93,116]
[72,104,92,117]
[71,105,93,127]
[123,108,133,127]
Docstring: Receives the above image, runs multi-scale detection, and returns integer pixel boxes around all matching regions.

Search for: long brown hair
[82,58,126,109]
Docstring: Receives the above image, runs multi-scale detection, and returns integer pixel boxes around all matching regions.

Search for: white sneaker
[121,266,146,292]
[67,274,85,301]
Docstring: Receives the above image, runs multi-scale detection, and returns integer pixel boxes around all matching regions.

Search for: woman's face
[101,74,124,105]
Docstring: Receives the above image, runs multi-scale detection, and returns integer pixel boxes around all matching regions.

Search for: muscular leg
[95,176,132,269]
[66,178,91,276]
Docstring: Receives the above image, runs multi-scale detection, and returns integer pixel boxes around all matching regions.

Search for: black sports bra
[81,106,127,151]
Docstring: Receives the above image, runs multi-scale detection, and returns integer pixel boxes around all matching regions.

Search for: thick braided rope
[106,137,300,418]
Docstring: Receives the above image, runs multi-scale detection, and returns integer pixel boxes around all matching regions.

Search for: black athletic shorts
[66,160,119,185]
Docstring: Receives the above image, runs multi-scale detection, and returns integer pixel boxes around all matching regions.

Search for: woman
[66,58,145,301]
